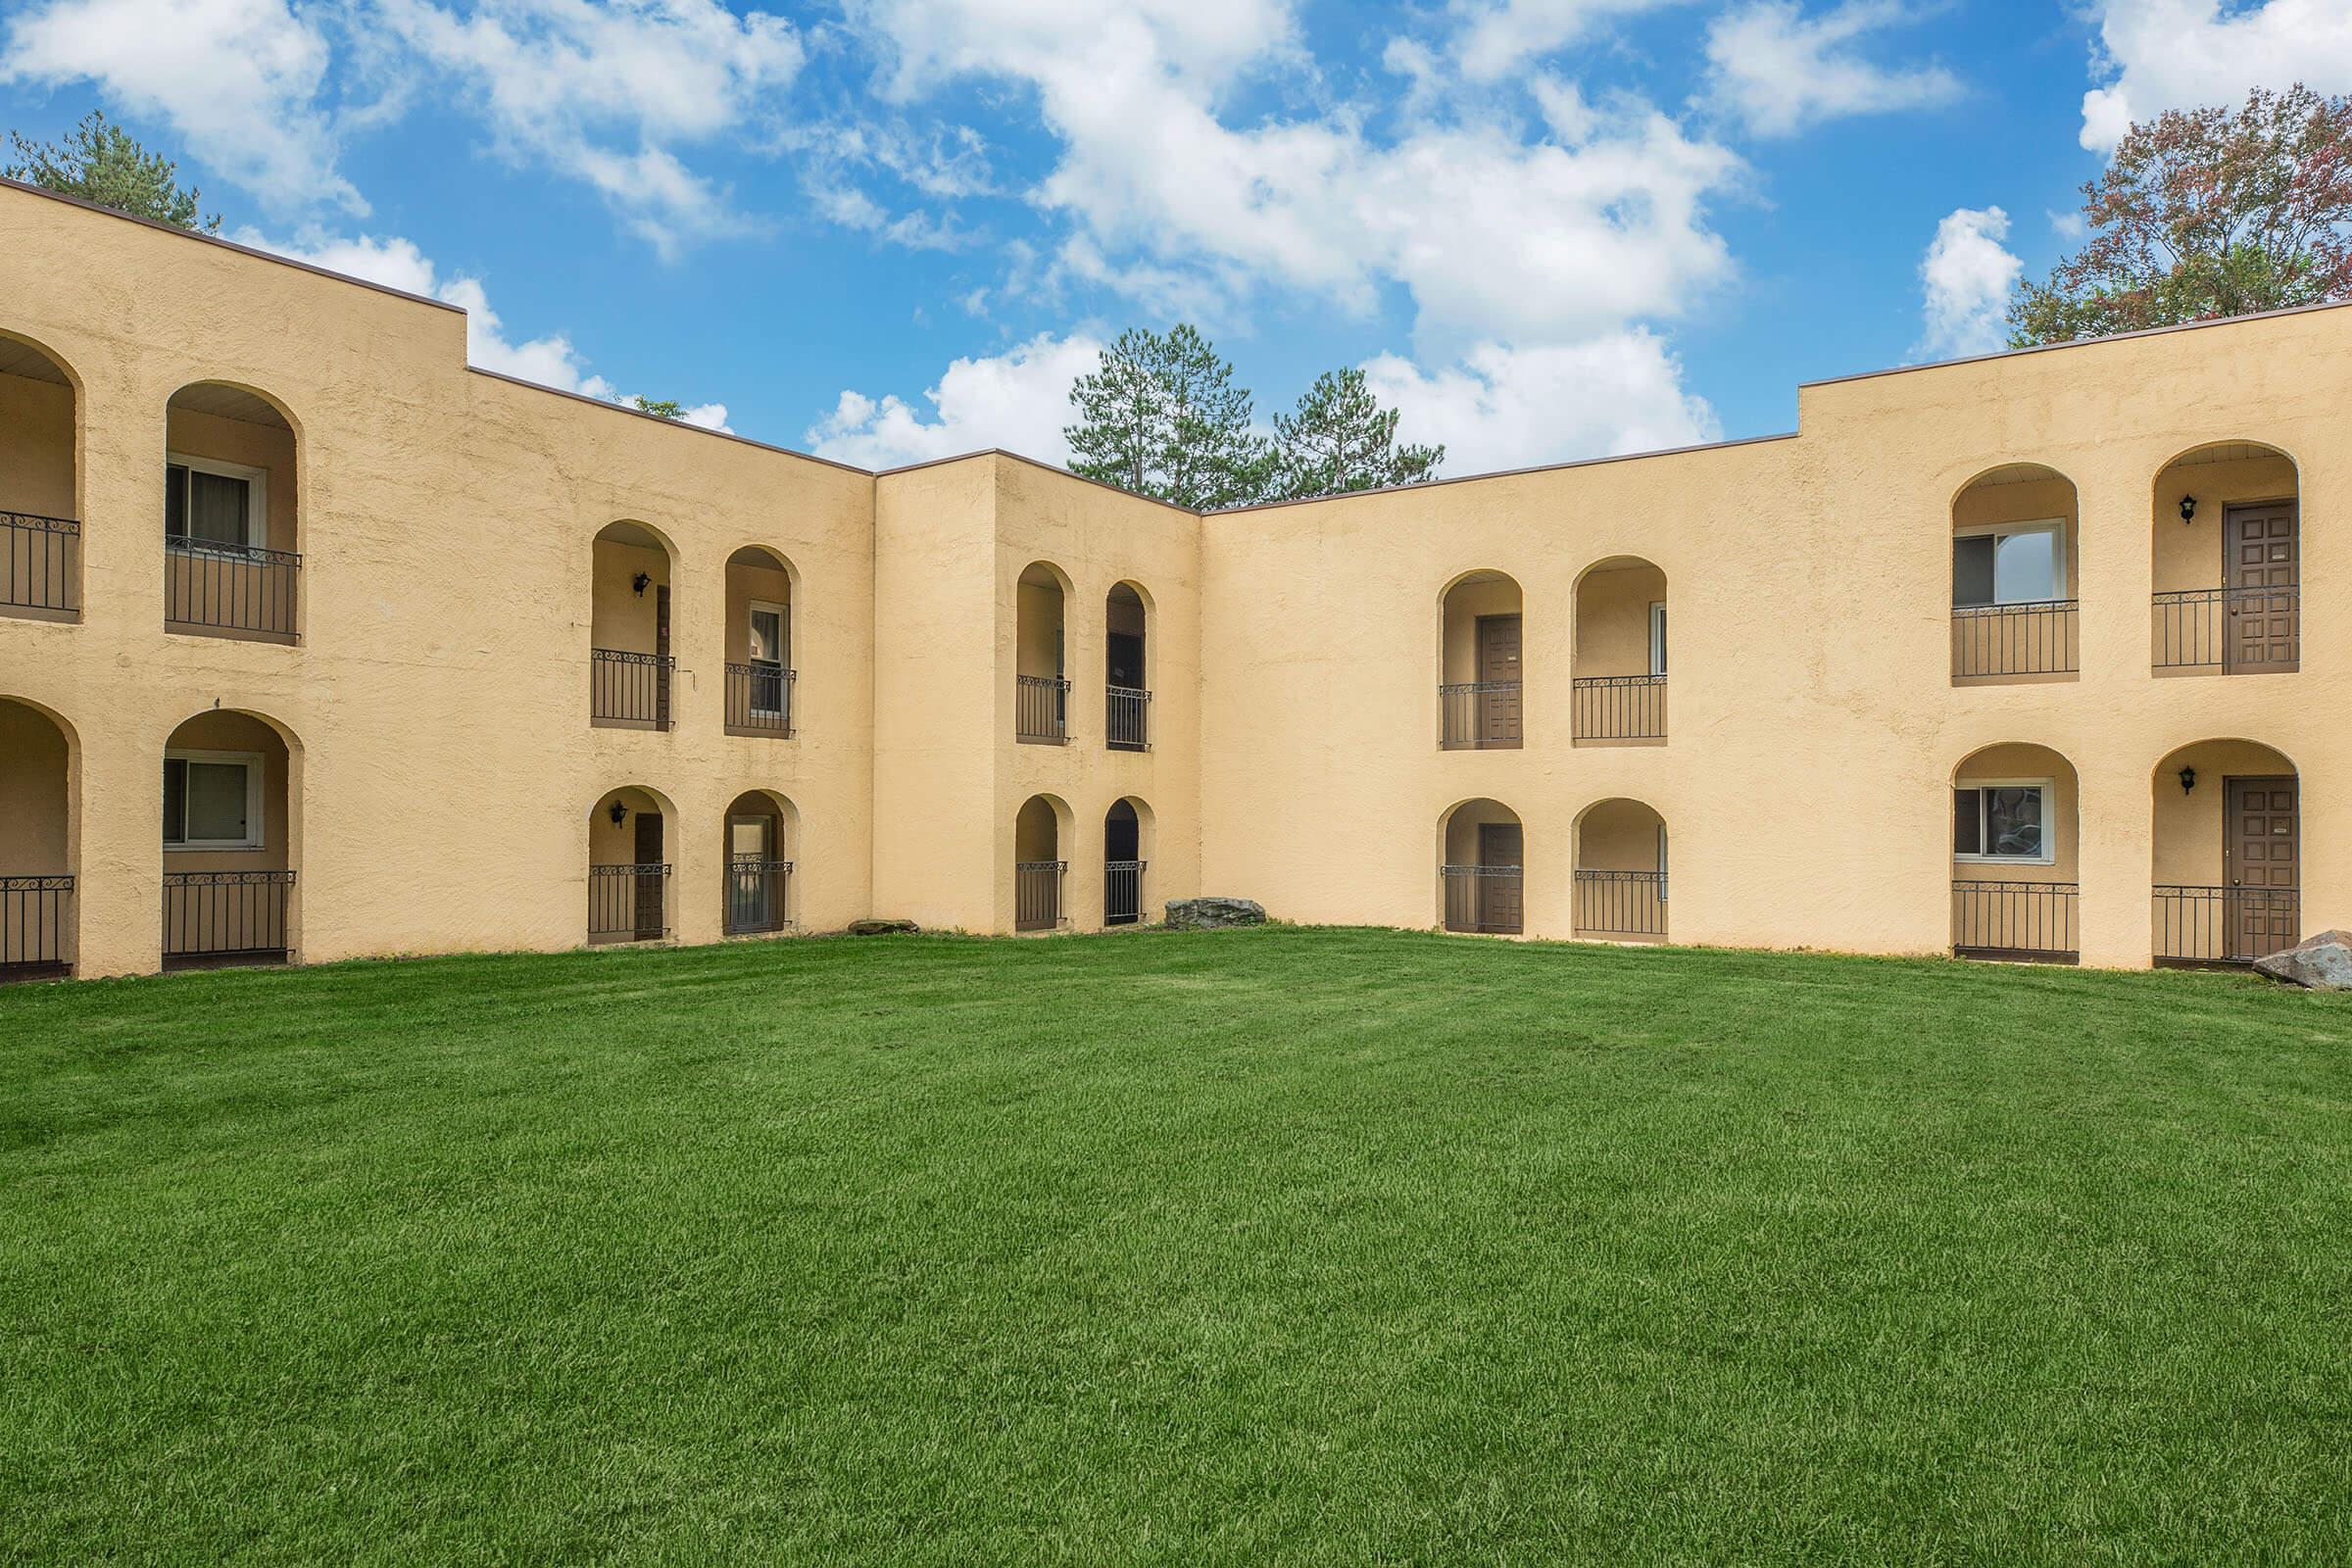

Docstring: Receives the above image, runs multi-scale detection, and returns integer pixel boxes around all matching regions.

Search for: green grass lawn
[5,928,2350,1565]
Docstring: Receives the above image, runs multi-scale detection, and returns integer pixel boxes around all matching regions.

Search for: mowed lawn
[4,929,2350,1565]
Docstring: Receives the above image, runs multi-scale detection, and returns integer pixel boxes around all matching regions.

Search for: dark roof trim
[463,368,872,476]
[874,448,1205,514]
[1206,431,1801,515]
[1801,297,2352,389]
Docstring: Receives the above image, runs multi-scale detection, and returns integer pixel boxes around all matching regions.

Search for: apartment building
[0,176,2336,979]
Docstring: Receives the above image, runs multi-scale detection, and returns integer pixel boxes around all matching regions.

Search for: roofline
[875,448,1206,514]
[1801,296,2352,388]
[462,368,873,476]
[0,174,463,315]
[1207,431,1801,515]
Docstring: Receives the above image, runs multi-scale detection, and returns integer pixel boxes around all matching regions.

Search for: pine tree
[1064,325,1269,510]
[5,112,220,232]
[1269,368,1444,501]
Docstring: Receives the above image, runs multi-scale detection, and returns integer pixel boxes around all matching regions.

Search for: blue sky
[3,0,2345,476]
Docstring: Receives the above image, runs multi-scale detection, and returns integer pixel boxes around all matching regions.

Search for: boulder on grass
[2254,929,2352,991]
[1165,897,1266,930]
[847,918,919,937]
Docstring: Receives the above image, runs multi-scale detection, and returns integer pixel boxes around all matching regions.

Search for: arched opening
[1439,570,1523,750]
[591,521,677,729]
[1573,798,1667,942]
[164,381,299,642]
[1016,563,1070,745]
[1103,797,1153,925]
[2152,441,2298,675]
[1949,743,2080,963]
[721,788,799,936]
[1105,582,1152,751]
[2152,740,2300,965]
[1014,794,1069,930]
[723,547,797,737]
[1439,798,1523,934]
[1950,464,2080,682]
[589,786,672,943]
[0,331,81,621]
[0,697,75,980]
[1572,557,1666,742]
[162,709,298,969]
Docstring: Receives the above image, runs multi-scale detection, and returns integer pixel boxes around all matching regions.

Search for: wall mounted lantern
[609,801,628,826]
[2180,495,2198,524]
[2179,766,2197,795]
[631,571,651,596]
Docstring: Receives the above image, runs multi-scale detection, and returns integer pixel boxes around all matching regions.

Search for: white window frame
[1952,776,2056,866]
[1952,517,2067,607]
[164,749,267,852]
[1656,825,1669,900]
[1647,601,1667,676]
[166,452,269,553]
[746,599,789,715]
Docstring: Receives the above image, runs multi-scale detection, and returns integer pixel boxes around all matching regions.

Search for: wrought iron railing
[162,869,294,965]
[2152,587,2300,672]
[1574,869,1666,938]
[2,512,79,614]
[1,873,73,979]
[1104,858,1146,925]
[1572,674,1666,741]
[1442,863,1523,934]
[2153,884,2301,966]
[1106,685,1151,751]
[1440,681,1522,750]
[724,857,793,935]
[1016,675,1070,744]
[1951,600,2078,678]
[1951,879,2078,963]
[591,649,674,729]
[1015,859,1064,931]
[725,662,795,736]
[165,535,300,638]
[589,862,669,941]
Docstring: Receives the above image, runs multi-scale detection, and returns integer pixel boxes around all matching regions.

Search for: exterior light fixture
[609,801,628,826]
[2179,766,2196,795]
[2180,495,2197,524]
[631,571,651,596]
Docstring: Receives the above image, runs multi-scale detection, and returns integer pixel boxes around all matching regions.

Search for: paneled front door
[1477,613,1523,748]
[2227,775,2298,959]
[1478,821,1524,934]
[2225,503,2298,673]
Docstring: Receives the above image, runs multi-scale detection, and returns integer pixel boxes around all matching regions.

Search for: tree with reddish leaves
[2011,84,2352,347]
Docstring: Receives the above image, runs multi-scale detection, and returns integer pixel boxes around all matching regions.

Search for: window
[164,751,264,850]
[165,455,267,553]
[1953,781,2051,863]
[1953,520,2063,608]
[747,601,788,717]
[1648,602,1667,676]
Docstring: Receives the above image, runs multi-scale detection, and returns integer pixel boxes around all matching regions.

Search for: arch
[164,380,302,641]
[723,545,799,737]
[1015,563,1072,745]
[0,331,83,621]
[588,784,675,944]
[0,696,77,980]
[1947,742,2080,963]
[590,520,679,729]
[1105,581,1152,751]
[2150,738,2301,965]
[1103,796,1153,925]
[2151,439,2299,675]
[1949,463,2081,682]
[1437,568,1524,750]
[1571,796,1667,942]
[1438,797,1523,934]
[721,788,800,936]
[161,706,302,968]
[1014,792,1071,931]
[1571,556,1666,743]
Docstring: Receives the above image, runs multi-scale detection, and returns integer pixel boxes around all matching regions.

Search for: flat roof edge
[1802,298,2352,389]
[462,368,877,475]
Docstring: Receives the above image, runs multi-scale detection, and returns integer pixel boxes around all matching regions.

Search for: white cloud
[806,332,1104,468]
[1361,333,1719,474]
[1915,206,2021,362]
[1446,0,1690,82]
[1,0,363,213]
[2081,0,2352,152]
[1703,1,1961,138]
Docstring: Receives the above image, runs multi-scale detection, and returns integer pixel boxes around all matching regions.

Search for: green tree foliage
[631,396,686,419]
[2012,84,2352,346]
[5,111,220,232]
[1064,325,1269,510]
[1268,368,1444,501]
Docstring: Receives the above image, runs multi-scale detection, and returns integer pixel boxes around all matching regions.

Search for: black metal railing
[1104,858,1146,925]
[163,869,293,965]
[2153,587,2301,672]
[1442,863,1524,935]
[725,663,795,736]
[1952,600,2078,678]
[1016,675,1070,744]
[724,857,793,935]
[1572,675,1666,741]
[1951,880,2079,963]
[2153,884,2301,966]
[1015,859,1064,931]
[591,649,674,729]
[1106,686,1151,751]
[2,512,79,614]
[1,873,73,980]
[589,862,669,941]
[1440,681,1522,750]
[165,536,300,638]
[1574,869,1667,938]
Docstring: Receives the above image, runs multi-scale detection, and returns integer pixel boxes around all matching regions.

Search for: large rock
[2254,929,2352,991]
[847,918,919,937]
[1165,897,1266,930]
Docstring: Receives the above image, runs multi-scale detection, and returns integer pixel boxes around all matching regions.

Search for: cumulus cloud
[2081,0,2352,152]
[1361,334,1719,475]
[1915,206,2021,362]
[805,332,1105,468]
[1703,1,1960,137]
[1446,0,1690,82]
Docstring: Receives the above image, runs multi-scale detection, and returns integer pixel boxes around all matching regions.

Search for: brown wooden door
[2226,776,2298,959]
[655,585,674,725]
[1476,614,1523,748]
[633,810,665,937]
[2225,503,2298,672]
[1478,821,1524,933]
